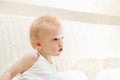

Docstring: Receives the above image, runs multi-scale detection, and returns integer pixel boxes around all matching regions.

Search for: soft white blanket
[57,71,88,80]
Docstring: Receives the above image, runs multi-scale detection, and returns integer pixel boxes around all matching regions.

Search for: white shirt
[18,53,57,80]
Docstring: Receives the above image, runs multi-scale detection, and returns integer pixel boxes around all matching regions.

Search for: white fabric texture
[17,53,57,80]
[57,71,88,80]
[96,68,120,80]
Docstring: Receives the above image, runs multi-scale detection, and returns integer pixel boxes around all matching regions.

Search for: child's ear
[34,40,41,49]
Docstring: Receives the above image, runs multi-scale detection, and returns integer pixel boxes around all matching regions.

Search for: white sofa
[96,68,120,80]
[0,14,120,80]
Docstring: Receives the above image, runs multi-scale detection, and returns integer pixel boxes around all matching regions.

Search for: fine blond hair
[29,15,61,49]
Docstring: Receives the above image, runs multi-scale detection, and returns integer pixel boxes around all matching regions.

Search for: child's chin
[55,52,61,56]
[56,53,61,56]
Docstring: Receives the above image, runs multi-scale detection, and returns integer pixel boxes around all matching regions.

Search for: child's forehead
[50,28,64,37]
[44,24,63,35]
[39,23,62,33]
[35,23,63,38]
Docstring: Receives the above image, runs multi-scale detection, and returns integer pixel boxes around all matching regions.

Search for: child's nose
[58,40,63,47]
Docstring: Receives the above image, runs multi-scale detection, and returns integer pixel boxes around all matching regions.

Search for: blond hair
[29,15,61,49]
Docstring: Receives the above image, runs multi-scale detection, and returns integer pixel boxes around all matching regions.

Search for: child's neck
[37,50,53,64]
[44,55,52,64]
[40,53,52,64]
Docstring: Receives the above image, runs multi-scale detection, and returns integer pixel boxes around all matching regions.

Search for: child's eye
[54,38,58,40]
[53,36,64,41]
[61,36,64,39]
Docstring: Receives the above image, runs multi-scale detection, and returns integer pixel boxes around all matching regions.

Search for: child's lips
[59,48,63,52]
[56,48,63,55]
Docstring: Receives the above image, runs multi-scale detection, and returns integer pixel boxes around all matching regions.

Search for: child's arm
[1,52,38,80]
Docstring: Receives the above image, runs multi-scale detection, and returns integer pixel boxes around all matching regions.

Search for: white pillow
[57,70,88,80]
[96,68,120,80]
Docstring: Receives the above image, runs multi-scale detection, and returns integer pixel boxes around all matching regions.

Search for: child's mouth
[59,48,63,52]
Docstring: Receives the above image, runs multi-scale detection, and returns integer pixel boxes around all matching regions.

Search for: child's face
[38,24,64,56]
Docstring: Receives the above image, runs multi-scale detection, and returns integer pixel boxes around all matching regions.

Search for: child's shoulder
[17,51,39,67]
[23,51,39,62]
